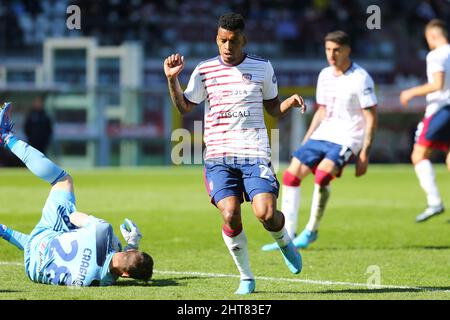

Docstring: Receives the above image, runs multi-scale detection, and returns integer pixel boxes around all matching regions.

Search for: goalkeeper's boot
[293,229,318,249]
[0,224,7,239]
[234,279,256,295]
[279,241,302,274]
[0,102,14,146]
[416,203,445,223]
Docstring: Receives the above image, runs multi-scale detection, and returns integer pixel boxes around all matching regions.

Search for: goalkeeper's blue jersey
[24,216,118,286]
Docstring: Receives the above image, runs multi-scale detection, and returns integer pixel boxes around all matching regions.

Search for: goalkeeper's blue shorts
[33,190,78,235]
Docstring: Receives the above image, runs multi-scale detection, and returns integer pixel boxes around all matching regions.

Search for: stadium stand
[0,0,449,166]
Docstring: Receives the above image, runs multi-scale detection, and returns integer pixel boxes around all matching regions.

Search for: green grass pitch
[0,164,449,300]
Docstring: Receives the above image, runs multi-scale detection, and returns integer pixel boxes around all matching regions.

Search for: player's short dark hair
[124,250,154,281]
[218,13,245,32]
[425,19,448,39]
[324,30,351,47]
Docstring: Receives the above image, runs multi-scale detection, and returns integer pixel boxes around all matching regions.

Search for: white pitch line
[0,261,24,267]
[1,262,449,293]
[155,270,450,293]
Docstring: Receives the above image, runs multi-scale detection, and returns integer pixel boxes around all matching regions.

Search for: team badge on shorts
[242,73,252,84]
[209,181,214,191]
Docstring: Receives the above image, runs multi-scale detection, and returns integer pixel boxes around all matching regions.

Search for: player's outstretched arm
[356,106,378,177]
[164,53,196,114]
[263,94,306,118]
[302,105,326,144]
[69,211,122,251]
[400,72,444,106]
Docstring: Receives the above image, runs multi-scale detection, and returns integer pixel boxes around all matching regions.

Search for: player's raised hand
[164,53,185,79]
[289,94,307,114]
[120,218,142,250]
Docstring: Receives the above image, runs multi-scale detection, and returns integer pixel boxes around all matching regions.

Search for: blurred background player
[263,31,378,251]
[0,102,153,286]
[24,95,53,154]
[400,19,450,223]
[164,13,306,294]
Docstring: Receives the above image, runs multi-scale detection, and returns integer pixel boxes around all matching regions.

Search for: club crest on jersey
[242,73,252,84]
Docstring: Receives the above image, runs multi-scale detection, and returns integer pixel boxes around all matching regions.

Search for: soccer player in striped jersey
[400,19,450,222]
[262,31,378,251]
[164,13,306,294]
[0,102,153,286]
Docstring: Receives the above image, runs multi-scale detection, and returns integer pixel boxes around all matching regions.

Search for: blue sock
[6,136,67,185]
[0,224,29,251]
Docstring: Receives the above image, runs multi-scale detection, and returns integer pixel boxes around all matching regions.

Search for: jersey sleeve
[315,71,326,106]
[357,72,377,108]
[91,219,119,286]
[263,60,278,100]
[84,216,117,264]
[183,65,207,104]
[427,50,446,74]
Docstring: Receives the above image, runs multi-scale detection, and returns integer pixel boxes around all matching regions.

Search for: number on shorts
[259,165,272,180]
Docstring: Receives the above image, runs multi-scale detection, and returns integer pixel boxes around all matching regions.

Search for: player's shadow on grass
[150,276,213,287]
[115,277,197,287]
[409,245,450,250]
[0,290,21,293]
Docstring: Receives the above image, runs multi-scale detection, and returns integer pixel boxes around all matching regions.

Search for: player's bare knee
[411,145,432,165]
[64,174,73,185]
[287,158,310,180]
[52,174,74,192]
[220,208,241,227]
[411,152,424,165]
[254,205,275,223]
[317,159,336,173]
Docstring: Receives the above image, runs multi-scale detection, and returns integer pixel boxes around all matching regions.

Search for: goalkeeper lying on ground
[0,102,153,286]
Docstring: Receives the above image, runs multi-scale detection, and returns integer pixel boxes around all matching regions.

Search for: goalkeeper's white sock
[281,171,301,239]
[414,159,442,207]
[222,225,254,280]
